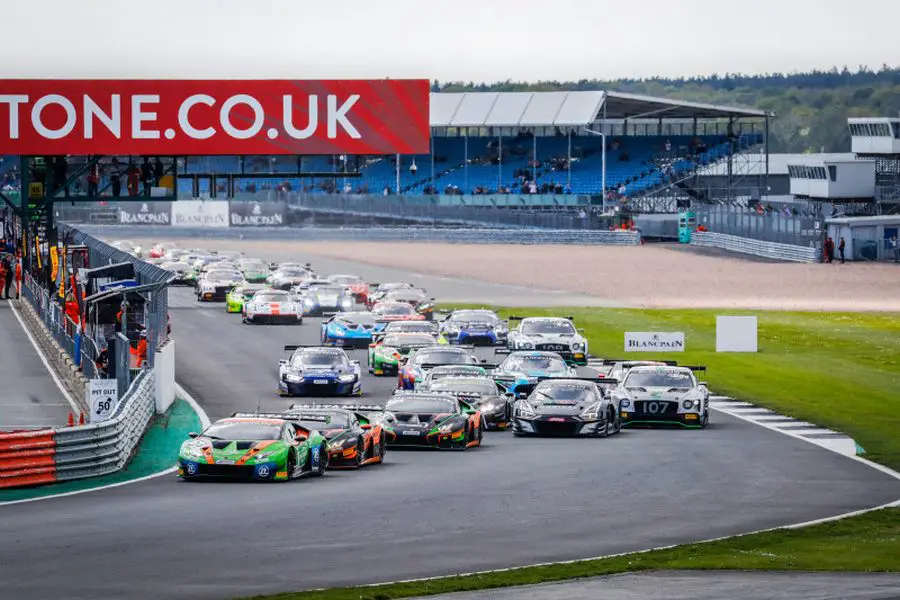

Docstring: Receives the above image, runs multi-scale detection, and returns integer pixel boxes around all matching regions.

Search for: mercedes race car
[294,281,355,316]
[380,288,435,321]
[613,365,709,428]
[416,364,490,389]
[423,376,513,429]
[376,391,483,449]
[286,405,386,469]
[441,309,507,346]
[492,350,577,396]
[278,346,362,396]
[506,316,588,366]
[398,346,482,390]
[321,312,379,348]
[196,270,246,302]
[512,378,621,437]
[225,283,268,313]
[371,301,426,322]
[237,258,272,283]
[267,265,315,290]
[368,333,441,376]
[326,274,370,304]
[177,415,328,481]
[243,289,303,324]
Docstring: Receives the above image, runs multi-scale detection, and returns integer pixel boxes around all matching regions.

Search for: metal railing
[694,205,823,247]
[691,231,819,263]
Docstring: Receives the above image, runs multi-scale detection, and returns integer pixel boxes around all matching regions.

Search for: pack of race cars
[141,241,712,483]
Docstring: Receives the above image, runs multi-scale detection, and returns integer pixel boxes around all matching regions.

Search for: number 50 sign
[88,379,120,423]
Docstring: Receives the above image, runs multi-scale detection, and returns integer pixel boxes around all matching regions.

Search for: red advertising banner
[0,79,429,155]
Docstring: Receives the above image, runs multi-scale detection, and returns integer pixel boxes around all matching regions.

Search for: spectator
[109,158,121,197]
[383,185,390,196]
[140,158,152,196]
[0,254,9,299]
[838,237,846,264]
[343,182,352,194]
[618,183,627,197]
[126,162,140,196]
[891,236,899,263]
[87,161,100,196]
[824,237,834,263]
[153,157,164,185]
[136,330,148,368]
[665,140,672,153]
[564,182,572,194]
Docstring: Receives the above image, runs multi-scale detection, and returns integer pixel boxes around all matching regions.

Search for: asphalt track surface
[1,256,900,600]
[0,300,71,429]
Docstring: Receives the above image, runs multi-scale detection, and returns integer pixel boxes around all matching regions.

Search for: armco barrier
[691,231,819,263]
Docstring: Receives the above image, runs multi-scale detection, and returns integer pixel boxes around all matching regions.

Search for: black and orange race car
[286,405,386,469]
[368,391,484,450]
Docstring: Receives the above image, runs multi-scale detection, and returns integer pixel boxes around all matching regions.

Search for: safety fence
[0,371,156,489]
[691,231,819,263]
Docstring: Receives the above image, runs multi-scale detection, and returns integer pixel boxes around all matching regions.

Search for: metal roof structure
[429,90,765,128]
[697,153,857,177]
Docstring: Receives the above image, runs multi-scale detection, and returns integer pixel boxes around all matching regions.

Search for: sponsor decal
[171,200,228,228]
[257,465,270,478]
[0,79,430,154]
[185,462,197,475]
[229,201,286,227]
[117,201,171,225]
[624,332,686,352]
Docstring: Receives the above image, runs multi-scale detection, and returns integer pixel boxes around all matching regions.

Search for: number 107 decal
[643,401,671,414]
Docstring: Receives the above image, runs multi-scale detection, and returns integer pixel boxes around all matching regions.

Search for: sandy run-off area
[147,239,900,311]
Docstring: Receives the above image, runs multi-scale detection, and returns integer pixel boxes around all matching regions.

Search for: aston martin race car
[177,415,328,481]
[512,378,621,437]
[424,376,513,429]
[368,333,441,376]
[196,270,246,302]
[278,346,362,396]
[321,312,379,348]
[267,265,315,290]
[371,301,426,322]
[416,364,490,389]
[613,365,709,428]
[398,346,481,390]
[226,283,268,313]
[377,391,483,449]
[326,274,370,304]
[237,258,271,283]
[366,282,416,309]
[441,309,507,346]
[492,350,577,396]
[506,316,588,365]
[295,281,355,316]
[287,405,386,468]
[243,289,303,324]
[381,288,435,320]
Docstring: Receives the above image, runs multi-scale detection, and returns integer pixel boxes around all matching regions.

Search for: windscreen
[450,311,498,324]
[338,313,376,326]
[429,379,496,395]
[278,268,308,277]
[241,260,267,271]
[625,369,695,389]
[293,413,350,430]
[534,383,594,402]
[383,334,436,347]
[254,292,292,303]
[520,320,575,335]
[376,304,415,316]
[412,350,475,366]
[203,421,281,441]
[329,275,362,284]
[386,321,435,333]
[208,272,244,283]
[295,352,345,368]
[385,396,456,413]
[504,354,568,373]
[310,285,344,295]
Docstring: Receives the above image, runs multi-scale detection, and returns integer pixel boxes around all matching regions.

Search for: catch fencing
[691,231,819,263]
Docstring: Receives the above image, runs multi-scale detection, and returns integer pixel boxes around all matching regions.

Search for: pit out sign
[0,79,429,155]
[88,379,119,423]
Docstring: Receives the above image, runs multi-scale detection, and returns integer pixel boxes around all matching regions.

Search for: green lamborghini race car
[225,284,268,313]
[368,332,441,376]
[237,258,272,283]
[177,414,329,481]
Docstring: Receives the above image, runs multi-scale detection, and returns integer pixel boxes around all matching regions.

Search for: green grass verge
[445,306,900,471]
[0,398,199,503]
[241,508,900,600]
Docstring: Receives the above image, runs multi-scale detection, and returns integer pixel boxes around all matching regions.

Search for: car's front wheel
[311,444,327,476]
[285,451,297,481]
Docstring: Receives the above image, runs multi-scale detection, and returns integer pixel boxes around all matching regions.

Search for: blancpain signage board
[171,200,229,228]
[624,332,685,352]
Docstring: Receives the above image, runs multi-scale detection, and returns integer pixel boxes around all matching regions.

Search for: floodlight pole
[395,154,400,195]
[583,124,607,213]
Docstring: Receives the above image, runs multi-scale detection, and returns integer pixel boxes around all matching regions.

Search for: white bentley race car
[506,316,588,366]
[613,365,709,428]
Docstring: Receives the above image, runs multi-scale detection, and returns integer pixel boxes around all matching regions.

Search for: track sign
[88,379,119,422]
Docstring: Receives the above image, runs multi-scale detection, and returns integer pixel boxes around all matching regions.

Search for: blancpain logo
[624,332,685,351]
[119,204,169,224]
[230,203,283,226]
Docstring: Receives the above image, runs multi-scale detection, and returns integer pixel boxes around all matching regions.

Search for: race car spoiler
[597,359,679,366]
[507,315,575,321]
[512,377,620,398]
[231,411,330,422]
[288,403,387,413]
[283,344,326,352]
[419,361,489,370]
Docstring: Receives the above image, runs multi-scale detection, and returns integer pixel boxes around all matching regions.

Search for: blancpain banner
[229,201,286,227]
[117,201,171,225]
[171,200,229,228]
[624,332,685,352]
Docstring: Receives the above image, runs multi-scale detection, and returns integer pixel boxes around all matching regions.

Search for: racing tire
[355,438,365,468]
[312,444,328,476]
[608,406,622,436]
[377,434,387,463]
[285,452,297,481]
[700,411,709,429]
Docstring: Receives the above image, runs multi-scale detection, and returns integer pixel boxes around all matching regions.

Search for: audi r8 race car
[416,364,490,389]
[177,415,328,481]
[512,378,621,437]
[278,346,362,396]
[243,289,303,324]
[506,316,588,365]
[321,312,379,348]
[196,270,246,302]
[368,333,441,376]
[613,365,709,428]
[492,350,577,396]
[377,391,483,449]
[326,274,370,304]
[441,309,507,346]
[424,376,513,429]
[237,258,271,283]
[381,288,435,320]
[295,281,355,316]
[398,346,481,390]
[287,405,386,468]
[371,301,426,322]
[225,283,268,313]
[366,282,416,309]
[267,265,315,290]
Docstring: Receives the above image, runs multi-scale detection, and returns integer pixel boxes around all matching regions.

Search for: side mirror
[278,359,288,366]
[699,381,708,387]
[504,393,515,400]
[360,423,372,430]
[352,360,360,366]
[368,344,376,348]
[295,434,308,442]
[577,328,585,333]
[188,432,199,438]
[516,392,529,399]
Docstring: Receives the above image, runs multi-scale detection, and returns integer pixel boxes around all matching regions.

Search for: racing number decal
[644,401,671,414]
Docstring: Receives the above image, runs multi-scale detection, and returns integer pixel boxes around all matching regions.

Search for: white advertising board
[171,200,229,228]
[716,316,758,352]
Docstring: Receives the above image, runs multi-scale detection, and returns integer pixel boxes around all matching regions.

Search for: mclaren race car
[278,346,362,396]
[424,376,513,429]
[321,312,379,348]
[440,309,507,346]
[368,333,440,376]
[378,391,483,449]
[237,258,271,283]
[512,378,621,437]
[177,415,328,481]
[506,316,588,365]
[287,404,386,468]
[613,365,709,428]
[196,270,246,302]
[326,274,370,304]
[295,281,355,316]
[372,301,426,322]
[242,289,303,324]
[397,346,481,390]
[225,283,268,313]
[492,350,577,396]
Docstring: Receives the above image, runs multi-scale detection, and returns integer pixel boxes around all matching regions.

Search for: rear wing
[230,411,328,423]
[283,345,319,353]
[507,315,574,321]
[682,365,707,372]
[596,359,679,367]
[511,377,619,399]
[494,348,511,355]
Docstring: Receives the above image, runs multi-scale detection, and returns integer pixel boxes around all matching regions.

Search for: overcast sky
[4,0,898,82]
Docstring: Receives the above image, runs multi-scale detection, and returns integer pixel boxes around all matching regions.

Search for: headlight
[520,341,533,350]
[445,323,460,333]
[340,297,353,307]
[285,370,302,383]
[580,402,601,420]
[682,399,697,409]
[517,401,537,418]
[495,323,508,333]
[254,451,276,462]
[572,342,585,351]
[338,373,356,383]
[304,298,315,306]
[620,398,631,408]
[327,440,345,452]
[182,444,205,458]
[438,422,457,434]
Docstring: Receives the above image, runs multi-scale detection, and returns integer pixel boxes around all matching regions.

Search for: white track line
[175,381,211,428]
[7,299,80,414]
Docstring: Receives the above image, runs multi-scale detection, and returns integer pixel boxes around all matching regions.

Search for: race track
[1,254,899,600]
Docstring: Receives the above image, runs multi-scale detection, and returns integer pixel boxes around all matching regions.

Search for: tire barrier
[0,429,58,489]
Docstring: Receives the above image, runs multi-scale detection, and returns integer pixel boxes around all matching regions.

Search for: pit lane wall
[690,231,819,263]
